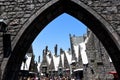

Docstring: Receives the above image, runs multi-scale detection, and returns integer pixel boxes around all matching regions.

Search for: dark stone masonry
[0,0,120,80]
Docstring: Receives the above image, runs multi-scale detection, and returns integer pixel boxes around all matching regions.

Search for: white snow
[73,45,79,61]
[37,62,41,72]
[79,42,88,64]
[46,51,52,65]
[21,54,32,70]
[73,42,88,64]
[65,51,72,65]
[61,53,64,67]
[53,55,60,71]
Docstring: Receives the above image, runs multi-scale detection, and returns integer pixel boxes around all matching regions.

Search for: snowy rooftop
[53,55,60,71]
[38,36,89,71]
[21,53,32,70]
[46,51,52,65]
[79,42,88,64]
[65,50,72,65]
[37,62,41,72]
[73,42,88,64]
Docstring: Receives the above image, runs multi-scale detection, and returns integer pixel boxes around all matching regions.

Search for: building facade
[85,30,115,80]
[39,32,116,80]
[19,46,38,80]
[39,34,87,79]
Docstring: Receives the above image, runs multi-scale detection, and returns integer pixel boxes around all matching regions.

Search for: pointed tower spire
[27,45,33,53]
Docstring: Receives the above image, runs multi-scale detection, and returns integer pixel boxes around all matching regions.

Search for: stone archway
[2,0,120,80]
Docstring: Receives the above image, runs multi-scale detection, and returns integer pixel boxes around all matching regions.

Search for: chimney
[60,48,62,54]
[73,34,75,37]
[69,34,71,38]
[68,48,71,51]
[38,56,40,63]
[45,46,48,54]
[43,49,45,56]
[54,44,58,56]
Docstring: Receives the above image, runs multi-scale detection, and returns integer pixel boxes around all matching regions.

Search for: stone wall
[81,0,120,35]
[86,32,115,80]
[0,0,119,49]
[0,0,120,79]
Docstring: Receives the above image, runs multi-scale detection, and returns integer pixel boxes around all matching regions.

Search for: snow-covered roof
[39,36,89,71]
[21,54,32,70]
[79,42,88,64]
[46,51,52,65]
[73,45,79,61]
[73,42,88,64]
[52,38,88,70]
[37,62,41,72]
[65,51,72,65]
[61,53,64,67]
[53,55,60,71]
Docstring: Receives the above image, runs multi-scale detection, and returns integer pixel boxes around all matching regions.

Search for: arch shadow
[3,0,120,79]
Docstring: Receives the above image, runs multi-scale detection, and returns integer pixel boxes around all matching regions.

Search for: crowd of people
[22,76,77,80]
[39,76,72,80]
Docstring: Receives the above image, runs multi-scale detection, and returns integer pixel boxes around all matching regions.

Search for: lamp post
[0,19,11,58]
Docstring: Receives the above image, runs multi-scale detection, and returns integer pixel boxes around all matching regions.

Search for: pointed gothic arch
[3,0,120,79]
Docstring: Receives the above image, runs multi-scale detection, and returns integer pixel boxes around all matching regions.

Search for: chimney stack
[38,56,40,63]
[54,44,58,56]
[45,46,48,54]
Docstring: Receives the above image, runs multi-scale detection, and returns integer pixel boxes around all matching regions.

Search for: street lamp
[0,19,11,58]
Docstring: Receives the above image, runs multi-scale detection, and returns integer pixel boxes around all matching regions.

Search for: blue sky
[32,13,87,62]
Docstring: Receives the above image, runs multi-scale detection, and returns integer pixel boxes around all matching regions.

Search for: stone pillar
[2,62,21,80]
